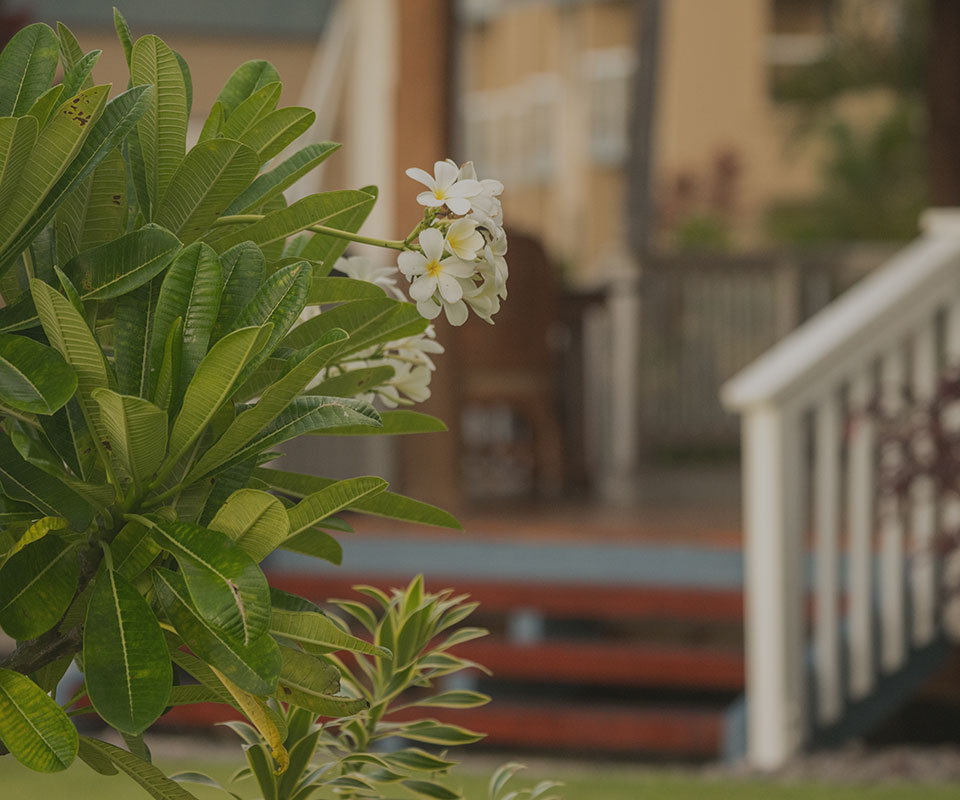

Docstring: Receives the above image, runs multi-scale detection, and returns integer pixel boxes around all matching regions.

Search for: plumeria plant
[174,576,497,800]
[0,11,514,800]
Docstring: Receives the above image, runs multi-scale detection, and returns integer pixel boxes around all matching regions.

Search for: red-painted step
[454,639,744,690]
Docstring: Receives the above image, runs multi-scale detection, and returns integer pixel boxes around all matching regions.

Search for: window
[582,48,635,167]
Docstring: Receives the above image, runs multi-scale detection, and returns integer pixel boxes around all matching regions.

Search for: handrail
[722,209,960,410]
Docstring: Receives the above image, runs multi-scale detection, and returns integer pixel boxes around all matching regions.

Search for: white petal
[434,160,459,189]
[441,256,476,278]
[459,161,478,181]
[480,178,504,195]
[437,272,463,303]
[397,250,427,277]
[409,274,438,301]
[417,297,442,320]
[443,299,469,326]
[445,197,472,215]
[418,227,445,261]
[405,167,435,189]
[416,190,443,207]
[447,179,481,198]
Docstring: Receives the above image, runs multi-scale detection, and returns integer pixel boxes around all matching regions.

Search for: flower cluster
[400,159,507,326]
[320,255,445,407]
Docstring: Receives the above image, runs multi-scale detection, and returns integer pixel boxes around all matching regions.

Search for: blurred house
[19,0,952,762]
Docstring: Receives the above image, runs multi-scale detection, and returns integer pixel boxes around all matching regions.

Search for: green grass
[2,754,960,800]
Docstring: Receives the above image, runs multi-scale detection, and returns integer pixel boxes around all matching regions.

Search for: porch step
[453,639,744,690]
[270,573,744,624]
[389,702,725,757]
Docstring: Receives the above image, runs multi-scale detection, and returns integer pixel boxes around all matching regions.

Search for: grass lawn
[2,754,960,799]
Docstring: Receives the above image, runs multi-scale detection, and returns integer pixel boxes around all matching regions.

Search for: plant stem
[211,215,407,251]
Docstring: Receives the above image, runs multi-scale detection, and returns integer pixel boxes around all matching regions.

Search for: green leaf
[279,528,342,565]
[114,278,161,396]
[297,185,378,274]
[60,48,99,99]
[25,85,64,128]
[0,84,151,279]
[30,279,109,446]
[380,720,484,747]
[287,476,386,537]
[56,146,128,263]
[216,60,280,117]
[305,365,394,399]
[165,645,288,740]
[219,81,281,141]
[0,667,77,772]
[3,515,66,562]
[385,749,457,773]
[0,23,59,117]
[83,563,172,734]
[92,389,167,484]
[403,690,489,709]
[153,568,280,695]
[174,49,192,118]
[239,106,315,164]
[276,645,365,717]
[78,737,202,799]
[402,779,462,800]
[211,241,265,344]
[111,517,163,581]
[153,316,182,411]
[161,324,271,475]
[229,259,311,381]
[156,138,259,243]
[0,116,38,224]
[254,467,461,529]
[199,97,225,142]
[209,395,380,477]
[56,22,87,75]
[0,534,78,639]
[208,489,289,563]
[64,223,181,300]
[187,329,347,482]
[306,276,386,305]
[0,332,77,414]
[113,8,134,67]
[133,515,271,645]
[280,297,426,361]
[270,609,389,658]
[0,84,110,259]
[225,142,340,216]
[130,35,187,218]
[0,433,94,530]
[211,190,376,254]
[311,409,447,437]
[147,242,222,400]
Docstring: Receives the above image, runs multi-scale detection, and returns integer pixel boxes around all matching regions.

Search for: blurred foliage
[767,0,930,244]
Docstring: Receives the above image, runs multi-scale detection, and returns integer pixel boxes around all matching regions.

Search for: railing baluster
[742,404,808,767]
[879,349,906,671]
[846,370,876,697]
[911,322,938,645]
[814,391,843,723]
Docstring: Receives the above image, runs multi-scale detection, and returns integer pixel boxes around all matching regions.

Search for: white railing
[721,209,960,769]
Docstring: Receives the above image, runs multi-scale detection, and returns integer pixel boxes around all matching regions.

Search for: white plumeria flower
[335,255,406,300]
[462,275,501,324]
[444,218,484,261]
[398,227,475,308]
[406,160,481,215]
[389,362,432,404]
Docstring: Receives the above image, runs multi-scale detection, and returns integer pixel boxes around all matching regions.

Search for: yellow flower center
[425,259,443,278]
[433,187,446,200]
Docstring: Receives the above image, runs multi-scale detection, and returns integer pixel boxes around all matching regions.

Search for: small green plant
[176,577,496,799]
[0,9,515,800]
